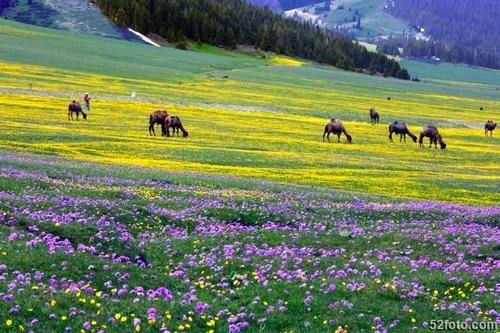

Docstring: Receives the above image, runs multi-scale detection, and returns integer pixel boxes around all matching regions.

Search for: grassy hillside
[0,19,498,205]
[401,59,500,87]
[286,0,415,39]
[0,0,136,39]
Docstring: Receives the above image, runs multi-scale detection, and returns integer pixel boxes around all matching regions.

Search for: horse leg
[337,133,341,143]
[403,133,407,143]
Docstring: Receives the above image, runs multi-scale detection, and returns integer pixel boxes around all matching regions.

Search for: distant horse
[485,120,496,136]
[323,119,352,143]
[389,121,417,143]
[370,108,380,125]
[149,110,169,136]
[419,125,446,149]
[165,115,188,137]
[68,100,87,121]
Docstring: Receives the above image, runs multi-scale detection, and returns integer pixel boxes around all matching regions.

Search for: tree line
[385,0,499,69]
[377,37,499,70]
[91,0,410,79]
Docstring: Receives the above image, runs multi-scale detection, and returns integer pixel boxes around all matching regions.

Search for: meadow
[0,19,499,204]
[0,18,499,333]
[0,151,498,332]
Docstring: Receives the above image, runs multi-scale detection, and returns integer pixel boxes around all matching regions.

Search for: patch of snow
[128,29,161,47]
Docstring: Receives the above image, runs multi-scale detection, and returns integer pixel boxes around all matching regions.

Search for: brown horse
[149,110,169,136]
[323,119,352,143]
[369,108,380,125]
[485,120,496,136]
[165,115,188,137]
[419,125,446,149]
[68,100,87,121]
[389,121,417,143]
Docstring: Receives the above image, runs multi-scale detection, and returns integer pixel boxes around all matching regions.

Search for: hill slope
[384,0,499,69]
[91,0,409,79]
[0,0,137,40]
[0,19,498,205]
[386,0,499,54]
[285,0,415,39]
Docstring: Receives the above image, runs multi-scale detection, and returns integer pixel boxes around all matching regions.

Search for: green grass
[0,19,263,83]
[401,59,500,86]
[0,18,498,333]
[0,18,498,205]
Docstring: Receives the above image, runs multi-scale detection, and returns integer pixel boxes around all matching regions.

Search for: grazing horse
[149,110,169,136]
[165,115,189,137]
[419,125,446,149]
[323,119,352,143]
[485,120,496,136]
[68,101,87,121]
[389,121,417,143]
[369,108,380,125]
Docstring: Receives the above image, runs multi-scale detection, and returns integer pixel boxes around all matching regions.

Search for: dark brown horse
[149,110,169,136]
[165,115,188,137]
[369,108,380,125]
[323,119,352,143]
[68,101,87,121]
[485,120,496,136]
[419,125,446,149]
[389,121,417,143]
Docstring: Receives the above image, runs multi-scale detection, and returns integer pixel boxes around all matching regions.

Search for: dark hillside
[385,0,499,69]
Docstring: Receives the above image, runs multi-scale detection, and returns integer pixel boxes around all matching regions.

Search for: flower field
[0,18,499,333]
[0,152,498,332]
